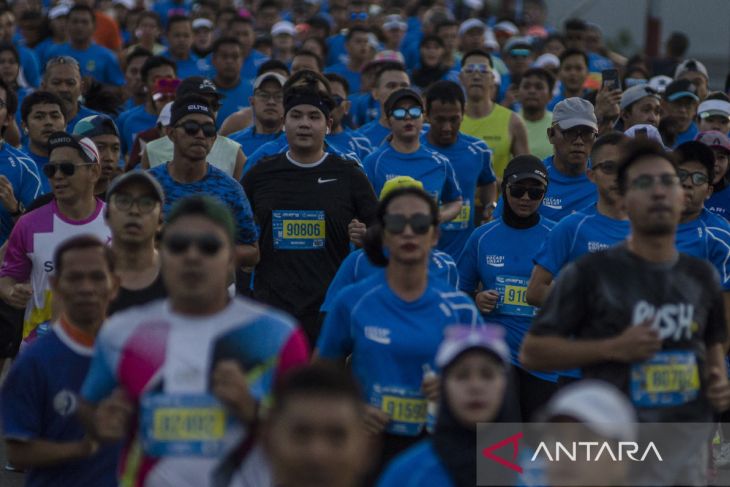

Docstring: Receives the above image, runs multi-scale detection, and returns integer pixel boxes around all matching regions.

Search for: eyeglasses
[176,120,217,138]
[350,12,368,21]
[508,185,545,200]
[111,194,158,213]
[463,63,489,74]
[163,233,224,256]
[390,107,423,121]
[591,160,617,175]
[254,90,283,102]
[42,162,95,178]
[556,126,597,143]
[383,213,433,235]
[46,55,80,69]
[629,174,681,191]
[678,169,709,186]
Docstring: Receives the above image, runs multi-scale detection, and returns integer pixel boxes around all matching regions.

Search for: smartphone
[602,69,620,91]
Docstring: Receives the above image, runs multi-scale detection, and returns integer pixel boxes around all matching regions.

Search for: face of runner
[125,54,149,99]
[663,97,698,133]
[558,53,588,93]
[622,97,662,129]
[587,142,622,207]
[427,99,463,146]
[167,20,193,59]
[0,49,18,85]
[518,74,552,112]
[43,64,82,109]
[67,10,94,45]
[712,149,730,184]
[387,98,423,144]
[107,181,161,245]
[621,155,683,236]
[698,114,730,134]
[92,134,121,182]
[678,72,708,100]
[161,215,233,307]
[505,178,546,218]
[265,395,367,487]
[291,54,321,74]
[329,81,350,131]
[382,194,438,266]
[420,40,444,69]
[48,146,101,203]
[51,245,118,329]
[169,113,217,162]
[144,64,177,101]
[444,349,506,425]
[458,55,494,103]
[373,69,410,107]
[212,42,243,85]
[548,123,596,169]
[678,160,712,219]
[284,104,330,153]
[228,20,255,54]
[251,79,284,128]
[25,103,66,151]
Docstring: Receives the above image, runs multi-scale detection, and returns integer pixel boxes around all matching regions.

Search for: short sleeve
[532,220,572,276]
[530,261,590,338]
[457,231,481,293]
[1,353,43,440]
[228,180,259,245]
[80,336,118,404]
[18,158,42,205]
[0,218,32,281]
[706,228,730,290]
[440,161,462,203]
[316,289,356,359]
[476,145,496,186]
[320,252,359,313]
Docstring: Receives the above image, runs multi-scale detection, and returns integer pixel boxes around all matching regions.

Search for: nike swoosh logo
[318,178,337,183]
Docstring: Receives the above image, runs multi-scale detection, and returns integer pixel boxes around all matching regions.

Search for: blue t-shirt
[533,205,630,276]
[707,185,730,221]
[320,248,459,313]
[676,209,730,290]
[240,50,269,81]
[588,52,614,73]
[423,133,496,258]
[674,122,699,148]
[325,33,347,67]
[326,130,373,161]
[363,143,462,203]
[148,162,258,244]
[325,62,363,94]
[350,92,379,127]
[23,148,51,194]
[539,156,597,221]
[242,138,360,177]
[458,216,557,381]
[16,86,32,147]
[228,126,282,157]
[215,79,254,130]
[46,43,124,86]
[152,0,191,26]
[160,50,209,79]
[317,272,482,435]
[359,119,391,148]
[377,441,454,487]
[118,104,157,155]
[0,144,43,244]
[0,326,120,487]
[68,105,102,134]
[18,46,40,88]
[35,38,61,69]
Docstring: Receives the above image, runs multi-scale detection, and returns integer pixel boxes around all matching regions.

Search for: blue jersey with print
[0,144,43,244]
[228,126,283,157]
[423,133,496,258]
[16,86,32,147]
[533,205,630,276]
[377,441,454,487]
[325,63,363,94]
[327,130,374,161]
[216,79,254,130]
[458,216,557,381]
[363,143,462,203]
[1,328,120,487]
[674,122,699,148]
[320,248,459,313]
[46,43,124,86]
[317,272,483,434]
[118,104,157,155]
[676,209,730,290]
[23,148,50,194]
[539,156,597,221]
[148,162,258,244]
[359,120,391,148]
[152,0,191,26]
[707,185,730,221]
[242,138,360,177]
[241,50,269,81]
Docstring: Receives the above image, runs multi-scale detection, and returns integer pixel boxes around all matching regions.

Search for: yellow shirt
[520,110,553,161]
[461,105,513,178]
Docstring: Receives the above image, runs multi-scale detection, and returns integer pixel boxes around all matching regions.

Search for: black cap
[48,131,100,164]
[503,155,548,185]
[169,96,215,126]
[663,79,700,102]
[177,76,225,99]
[384,88,423,115]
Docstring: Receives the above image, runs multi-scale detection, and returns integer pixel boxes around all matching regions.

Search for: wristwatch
[10,201,24,217]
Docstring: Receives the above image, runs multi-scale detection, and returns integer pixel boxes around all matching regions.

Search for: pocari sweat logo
[486,255,505,268]
[542,197,563,210]
[364,326,391,345]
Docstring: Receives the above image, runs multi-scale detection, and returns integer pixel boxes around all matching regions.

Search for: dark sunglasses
[164,233,224,256]
[383,213,433,235]
[390,107,423,121]
[43,162,95,178]
[508,185,545,200]
[591,160,618,175]
[176,120,217,138]
[678,169,709,186]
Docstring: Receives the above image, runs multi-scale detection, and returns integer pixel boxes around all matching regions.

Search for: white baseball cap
[192,18,214,31]
[271,20,296,37]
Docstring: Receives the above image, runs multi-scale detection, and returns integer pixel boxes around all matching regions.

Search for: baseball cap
[253,72,287,90]
[362,50,406,72]
[383,14,407,31]
[157,102,173,126]
[177,77,225,99]
[663,79,699,102]
[436,325,510,369]
[111,0,135,9]
[169,97,215,126]
[648,75,672,93]
[624,124,665,147]
[271,20,296,37]
[674,58,709,81]
[48,131,100,165]
[552,97,598,131]
[458,18,486,36]
[533,53,560,70]
[695,130,730,154]
[379,176,423,199]
[503,155,548,186]
[620,84,660,110]
[48,4,70,19]
[540,380,638,442]
[698,99,730,120]
[493,20,518,36]
[107,171,165,203]
[192,18,214,31]
[72,114,120,139]
[384,88,423,115]
[503,36,533,56]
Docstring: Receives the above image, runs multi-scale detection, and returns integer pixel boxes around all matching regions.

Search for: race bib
[495,275,536,317]
[140,393,230,457]
[442,201,471,231]
[370,385,426,436]
[272,210,325,250]
[630,351,700,408]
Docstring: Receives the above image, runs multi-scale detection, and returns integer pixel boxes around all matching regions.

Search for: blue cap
[72,114,120,139]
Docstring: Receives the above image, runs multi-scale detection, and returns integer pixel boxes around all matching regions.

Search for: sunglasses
[463,63,489,74]
[164,233,224,256]
[678,169,709,186]
[43,162,95,178]
[508,185,545,200]
[390,107,423,121]
[176,120,217,138]
[383,213,433,235]
[591,160,617,175]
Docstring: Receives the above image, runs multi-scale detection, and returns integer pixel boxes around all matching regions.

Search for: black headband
[284,93,332,118]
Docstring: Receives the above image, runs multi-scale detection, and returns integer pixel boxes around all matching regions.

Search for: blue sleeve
[532,221,571,276]
[18,157,42,204]
[706,229,730,291]
[320,252,359,313]
[456,232,481,293]
[441,161,462,203]
[19,48,40,88]
[230,181,259,245]
[316,289,355,358]
[362,153,376,182]
[1,353,43,440]
[439,253,460,290]
[80,340,118,404]
[105,51,125,86]
[477,146,496,185]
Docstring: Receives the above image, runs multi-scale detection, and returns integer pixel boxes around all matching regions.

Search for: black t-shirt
[242,153,378,319]
[107,272,167,316]
[531,244,727,421]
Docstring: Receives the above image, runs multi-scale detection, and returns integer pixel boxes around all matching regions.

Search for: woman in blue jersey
[377,325,513,487]
[316,186,482,474]
[458,155,558,421]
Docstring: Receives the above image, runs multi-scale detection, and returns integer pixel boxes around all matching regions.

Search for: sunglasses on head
[508,184,545,200]
[176,120,217,137]
[383,213,433,235]
[164,233,224,256]
[43,162,95,178]
[390,107,423,121]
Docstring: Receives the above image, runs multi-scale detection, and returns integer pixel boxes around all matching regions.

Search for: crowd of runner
[0,0,729,485]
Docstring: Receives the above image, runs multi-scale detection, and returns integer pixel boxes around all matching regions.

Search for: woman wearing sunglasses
[316,186,482,475]
[457,155,557,421]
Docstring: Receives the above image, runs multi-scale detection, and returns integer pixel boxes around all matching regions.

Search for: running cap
[73,114,120,139]
[458,18,486,36]
[698,99,730,120]
[166,195,236,243]
[620,84,660,110]
[503,155,548,186]
[436,325,510,369]
[253,72,287,90]
[695,130,730,154]
[107,170,165,203]
[48,132,100,164]
[177,76,224,99]
[379,176,423,199]
[663,79,699,102]
[624,124,665,148]
[674,58,709,81]
[169,97,215,126]
[192,18,214,31]
[383,15,407,31]
[271,20,296,37]
[552,97,598,131]
[384,88,423,115]
[647,75,672,93]
[533,53,560,70]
